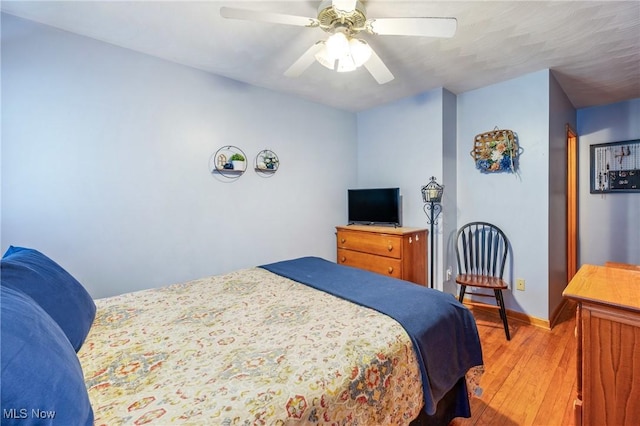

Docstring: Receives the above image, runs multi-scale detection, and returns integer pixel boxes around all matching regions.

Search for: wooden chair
[455,222,511,340]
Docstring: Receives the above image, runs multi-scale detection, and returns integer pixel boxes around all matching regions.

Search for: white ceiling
[3,0,639,112]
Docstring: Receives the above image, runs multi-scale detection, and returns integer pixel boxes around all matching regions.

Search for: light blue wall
[456,70,551,320]
[1,14,357,299]
[356,89,446,287]
[577,98,640,266]
[356,89,444,229]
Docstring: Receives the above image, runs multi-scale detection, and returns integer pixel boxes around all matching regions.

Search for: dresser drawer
[336,230,402,259]
[337,248,403,279]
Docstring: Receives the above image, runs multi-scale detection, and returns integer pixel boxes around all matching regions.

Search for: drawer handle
[387,244,393,252]
[388,267,394,274]
[341,238,346,244]
[340,256,346,263]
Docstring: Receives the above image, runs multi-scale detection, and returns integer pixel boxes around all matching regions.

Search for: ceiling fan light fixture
[315,35,371,72]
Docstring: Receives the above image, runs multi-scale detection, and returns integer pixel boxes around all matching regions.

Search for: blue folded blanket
[260,256,483,416]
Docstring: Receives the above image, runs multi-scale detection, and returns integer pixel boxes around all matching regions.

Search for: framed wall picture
[590,139,640,193]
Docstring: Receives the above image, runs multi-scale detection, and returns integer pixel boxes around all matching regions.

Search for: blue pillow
[1,286,94,425]
[1,246,96,351]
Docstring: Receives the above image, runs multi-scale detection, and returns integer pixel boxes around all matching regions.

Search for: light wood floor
[451,303,577,426]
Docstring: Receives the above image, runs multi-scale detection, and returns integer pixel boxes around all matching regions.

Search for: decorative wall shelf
[254,149,280,177]
[210,145,247,180]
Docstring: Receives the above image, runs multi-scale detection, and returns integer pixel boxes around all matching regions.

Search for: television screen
[348,188,401,226]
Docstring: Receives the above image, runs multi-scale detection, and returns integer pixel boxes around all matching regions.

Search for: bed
[1,247,483,425]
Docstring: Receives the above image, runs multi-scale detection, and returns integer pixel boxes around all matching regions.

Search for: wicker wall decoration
[470,128,519,173]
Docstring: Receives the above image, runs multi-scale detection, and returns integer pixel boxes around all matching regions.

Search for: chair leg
[458,285,466,303]
[494,289,511,340]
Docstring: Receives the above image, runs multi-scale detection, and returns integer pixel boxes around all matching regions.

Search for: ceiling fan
[220,0,457,84]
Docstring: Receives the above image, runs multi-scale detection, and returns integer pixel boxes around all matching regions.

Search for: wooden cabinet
[563,264,640,426]
[336,225,427,286]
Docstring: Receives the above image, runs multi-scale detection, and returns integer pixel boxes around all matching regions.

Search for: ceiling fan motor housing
[317,0,367,34]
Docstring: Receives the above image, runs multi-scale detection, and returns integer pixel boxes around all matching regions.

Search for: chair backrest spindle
[480,224,488,274]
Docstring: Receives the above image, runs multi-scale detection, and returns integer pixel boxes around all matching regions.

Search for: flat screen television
[347,187,401,226]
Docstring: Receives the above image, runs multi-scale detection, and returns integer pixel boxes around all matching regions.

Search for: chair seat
[456,274,508,289]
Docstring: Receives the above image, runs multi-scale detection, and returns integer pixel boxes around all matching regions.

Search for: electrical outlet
[516,278,525,291]
[446,267,452,281]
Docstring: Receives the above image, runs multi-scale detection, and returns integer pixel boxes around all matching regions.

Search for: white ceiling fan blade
[332,0,357,14]
[364,46,394,85]
[284,42,325,77]
[367,17,457,38]
[220,7,319,28]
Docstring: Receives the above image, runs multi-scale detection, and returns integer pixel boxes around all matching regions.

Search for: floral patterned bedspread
[79,267,480,425]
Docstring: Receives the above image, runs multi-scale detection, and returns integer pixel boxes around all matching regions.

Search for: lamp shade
[325,32,350,60]
[421,176,444,203]
[315,34,372,72]
[336,57,357,72]
[315,42,334,69]
[349,38,372,67]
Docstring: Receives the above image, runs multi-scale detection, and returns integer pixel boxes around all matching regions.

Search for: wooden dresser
[335,225,427,286]
[563,264,640,426]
